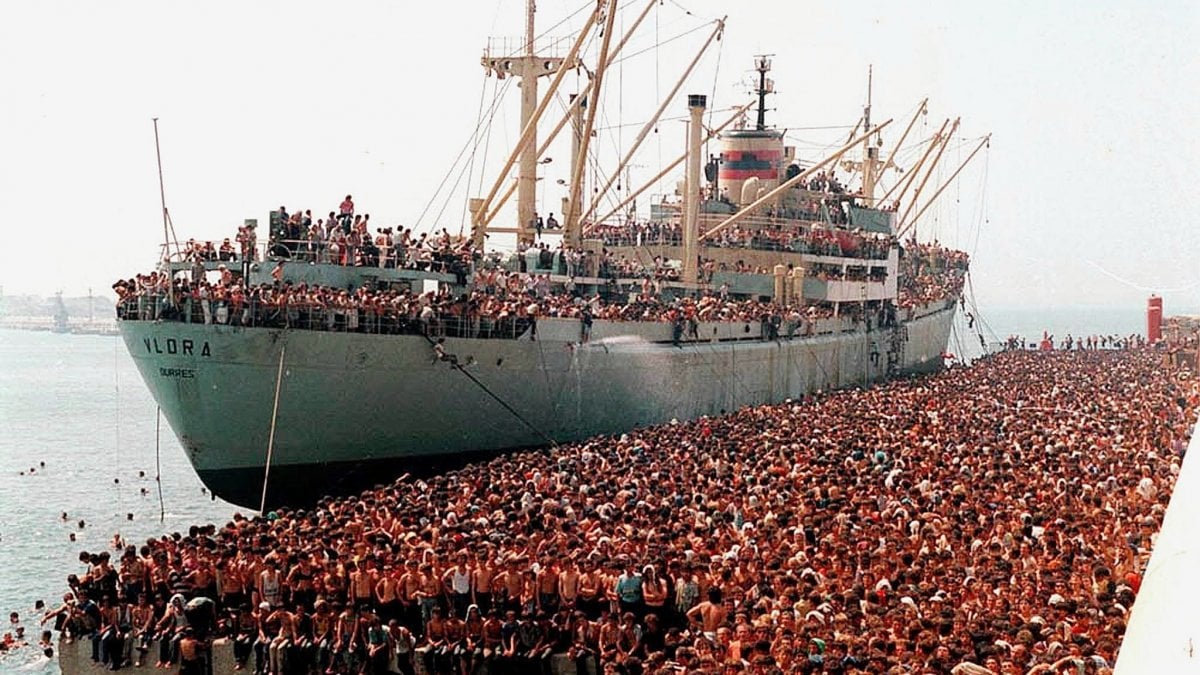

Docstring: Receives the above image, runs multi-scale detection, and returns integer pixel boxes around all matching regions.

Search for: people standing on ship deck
[338,195,355,233]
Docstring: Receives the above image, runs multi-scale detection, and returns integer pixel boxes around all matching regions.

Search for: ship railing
[483,35,574,60]
[115,294,534,340]
[592,231,684,248]
[259,240,439,268]
[160,239,468,274]
[591,229,891,261]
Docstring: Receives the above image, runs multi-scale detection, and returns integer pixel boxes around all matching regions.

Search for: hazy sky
[1,0,1197,313]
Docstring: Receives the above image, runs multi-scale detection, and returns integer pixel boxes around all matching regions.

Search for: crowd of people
[897,241,970,310]
[705,227,890,261]
[1002,334,1148,352]
[121,212,969,339]
[175,198,476,277]
[590,221,890,262]
[38,346,1196,675]
[0,608,55,667]
[113,269,853,342]
[174,182,906,281]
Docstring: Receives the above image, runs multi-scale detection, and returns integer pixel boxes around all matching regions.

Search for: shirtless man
[686,587,728,638]
[349,559,377,612]
[417,564,443,628]
[499,560,524,616]
[188,557,216,601]
[322,560,347,608]
[265,605,296,675]
[374,565,401,625]
[577,561,602,619]
[217,558,247,612]
[310,601,334,673]
[177,628,204,675]
[472,555,496,615]
[118,549,146,602]
[422,606,449,674]
[124,594,154,667]
[332,604,361,673]
[399,559,423,638]
[596,612,622,667]
[558,559,581,611]
[536,561,560,615]
[481,609,503,665]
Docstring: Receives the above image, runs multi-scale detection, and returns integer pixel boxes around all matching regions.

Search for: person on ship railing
[337,194,355,233]
[236,222,257,264]
[374,227,394,269]
[284,210,305,256]
[343,223,362,267]
[218,238,237,262]
[181,239,199,261]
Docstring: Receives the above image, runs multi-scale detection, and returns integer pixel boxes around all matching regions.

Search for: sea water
[0,304,1177,672]
[0,329,236,673]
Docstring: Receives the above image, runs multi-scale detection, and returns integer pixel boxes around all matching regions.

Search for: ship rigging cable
[611,20,715,67]
[435,81,513,230]
[964,271,1000,346]
[471,77,503,228]
[416,77,512,232]
[706,17,722,142]
[423,334,558,448]
[557,89,630,221]
[460,71,496,237]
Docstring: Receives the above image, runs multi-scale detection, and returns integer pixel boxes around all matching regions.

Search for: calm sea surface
[0,329,236,673]
[0,304,1181,671]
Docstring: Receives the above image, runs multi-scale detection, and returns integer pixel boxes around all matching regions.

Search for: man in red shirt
[338,195,355,233]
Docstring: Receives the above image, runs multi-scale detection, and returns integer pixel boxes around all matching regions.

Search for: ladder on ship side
[886,324,908,378]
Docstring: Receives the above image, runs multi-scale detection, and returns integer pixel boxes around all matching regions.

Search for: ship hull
[120,303,955,508]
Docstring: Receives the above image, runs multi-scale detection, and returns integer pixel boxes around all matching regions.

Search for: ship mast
[516,0,540,247]
[475,0,570,247]
[859,66,880,207]
[754,55,772,131]
[152,118,179,263]
[682,94,706,285]
[837,66,883,208]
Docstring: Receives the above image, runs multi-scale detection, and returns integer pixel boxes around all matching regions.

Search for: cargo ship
[116,1,981,508]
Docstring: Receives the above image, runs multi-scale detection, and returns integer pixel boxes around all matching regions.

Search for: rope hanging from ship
[113,337,124,518]
[964,270,1000,350]
[423,334,559,449]
[154,407,165,523]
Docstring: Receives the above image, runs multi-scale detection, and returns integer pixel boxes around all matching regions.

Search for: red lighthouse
[1147,296,1163,343]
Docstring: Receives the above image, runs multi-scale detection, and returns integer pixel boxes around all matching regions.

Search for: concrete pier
[1114,416,1200,673]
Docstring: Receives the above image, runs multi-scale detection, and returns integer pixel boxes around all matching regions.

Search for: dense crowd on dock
[31,347,1196,675]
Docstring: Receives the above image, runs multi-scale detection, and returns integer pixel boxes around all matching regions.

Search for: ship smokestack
[683,94,706,286]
